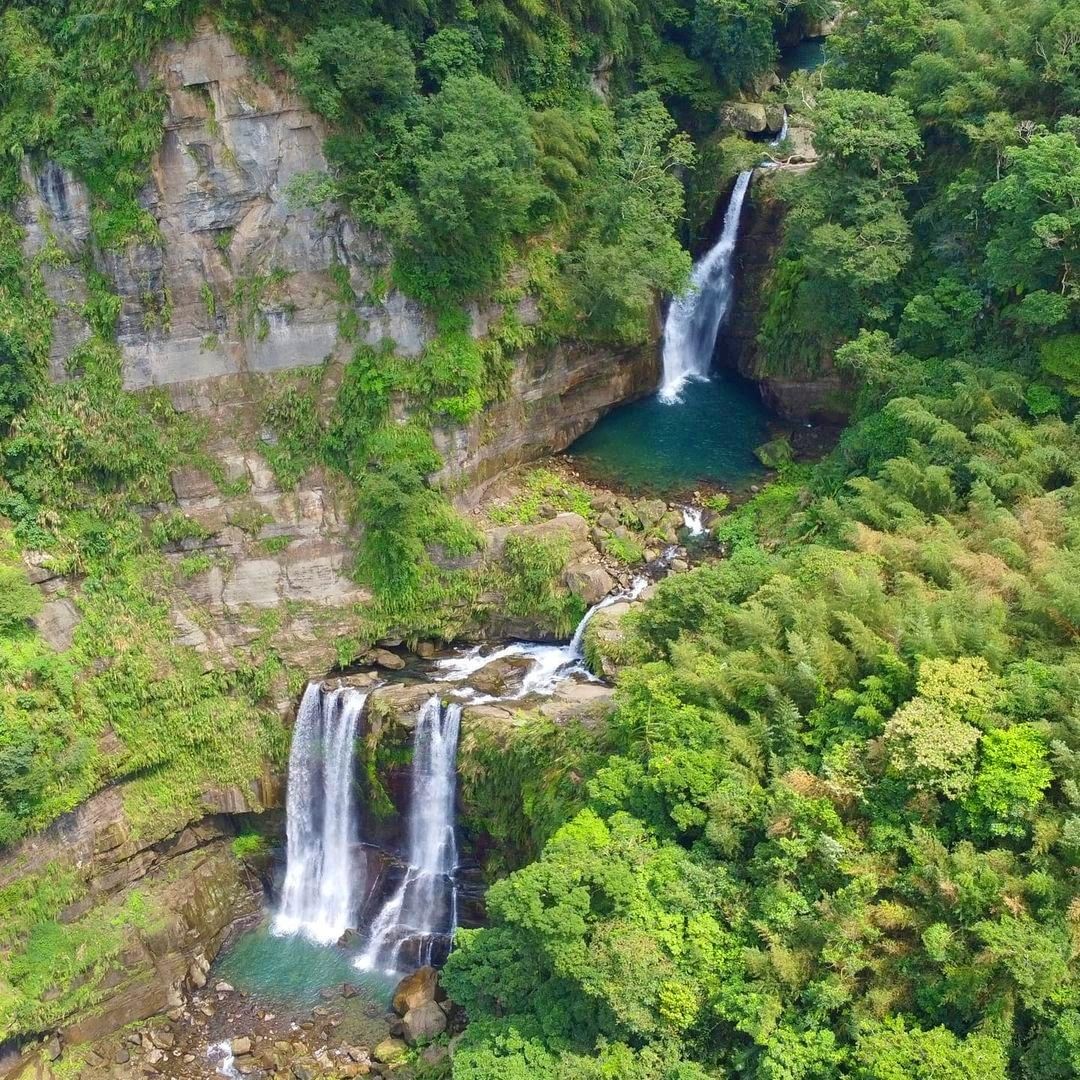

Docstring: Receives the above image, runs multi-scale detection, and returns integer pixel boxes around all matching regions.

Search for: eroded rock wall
[0,778,276,1057]
[15,21,660,671]
[722,171,850,423]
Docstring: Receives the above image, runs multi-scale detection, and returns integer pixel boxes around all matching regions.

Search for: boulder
[468,656,531,697]
[637,499,667,527]
[563,563,615,605]
[372,1037,408,1064]
[765,105,786,134]
[719,101,768,132]
[32,599,81,652]
[787,126,817,164]
[402,1001,448,1046]
[372,649,405,671]
[392,966,438,1016]
[754,437,794,469]
[231,1036,252,1055]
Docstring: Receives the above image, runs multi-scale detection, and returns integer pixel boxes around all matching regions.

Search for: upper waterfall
[658,169,753,404]
[356,696,462,973]
[273,683,367,945]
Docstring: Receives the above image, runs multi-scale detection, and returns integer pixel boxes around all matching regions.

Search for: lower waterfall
[273,683,367,945]
[356,696,462,973]
[658,169,753,403]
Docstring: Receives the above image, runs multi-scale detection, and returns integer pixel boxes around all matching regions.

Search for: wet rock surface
[20,978,400,1080]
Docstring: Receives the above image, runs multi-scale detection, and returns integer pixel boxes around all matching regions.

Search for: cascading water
[772,109,789,147]
[682,507,706,537]
[272,683,367,945]
[356,696,462,973]
[207,1042,239,1079]
[434,577,648,699]
[658,169,753,404]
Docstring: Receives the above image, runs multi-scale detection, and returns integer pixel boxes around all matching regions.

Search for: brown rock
[392,966,438,1016]
[402,1000,447,1045]
[372,648,405,671]
[564,562,615,605]
[231,1036,252,1055]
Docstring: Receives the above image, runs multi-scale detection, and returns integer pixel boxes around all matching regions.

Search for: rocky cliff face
[721,171,850,423]
[14,20,658,673]
[0,777,276,1059]
[20,19,655,434]
[435,336,659,503]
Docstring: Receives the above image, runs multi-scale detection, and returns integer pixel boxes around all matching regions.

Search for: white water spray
[273,684,367,945]
[658,170,753,403]
[356,696,462,973]
[682,507,706,537]
[207,1042,239,1079]
[772,109,789,147]
[433,577,648,700]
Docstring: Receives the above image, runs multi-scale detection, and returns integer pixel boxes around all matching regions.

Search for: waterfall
[772,109,789,147]
[207,1042,239,1079]
[272,683,367,945]
[658,170,753,404]
[682,507,706,537]
[433,577,648,699]
[356,696,462,973]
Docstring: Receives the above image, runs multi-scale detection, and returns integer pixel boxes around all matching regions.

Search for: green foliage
[488,469,594,526]
[231,831,269,860]
[692,0,778,92]
[0,2,193,243]
[288,17,416,122]
[259,377,322,490]
[501,534,585,638]
[451,311,1080,1073]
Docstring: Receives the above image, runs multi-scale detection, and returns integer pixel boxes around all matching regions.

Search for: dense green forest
[1,0,1079,1076]
[440,0,1080,1076]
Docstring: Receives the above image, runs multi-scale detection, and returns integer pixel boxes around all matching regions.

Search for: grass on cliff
[487,467,596,526]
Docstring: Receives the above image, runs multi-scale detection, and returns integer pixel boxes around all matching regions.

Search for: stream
[206,159,780,1072]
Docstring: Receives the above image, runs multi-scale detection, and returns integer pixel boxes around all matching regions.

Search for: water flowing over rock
[433,577,648,700]
[206,1040,239,1078]
[682,507,706,536]
[659,170,753,403]
[357,696,462,973]
[273,684,368,944]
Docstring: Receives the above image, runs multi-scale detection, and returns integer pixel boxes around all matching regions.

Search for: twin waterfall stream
[269,155,767,977]
[272,688,461,973]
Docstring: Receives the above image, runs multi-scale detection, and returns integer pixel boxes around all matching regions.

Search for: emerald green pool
[780,37,828,77]
[212,922,395,1006]
[565,376,769,494]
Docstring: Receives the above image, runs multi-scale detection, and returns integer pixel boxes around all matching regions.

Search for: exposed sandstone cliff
[15,21,658,672]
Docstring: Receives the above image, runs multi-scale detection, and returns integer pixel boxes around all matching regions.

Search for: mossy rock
[754,437,794,469]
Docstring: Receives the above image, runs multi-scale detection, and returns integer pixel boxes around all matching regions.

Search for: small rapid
[682,507,706,537]
[433,576,648,699]
[207,1041,238,1079]
[658,170,753,404]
